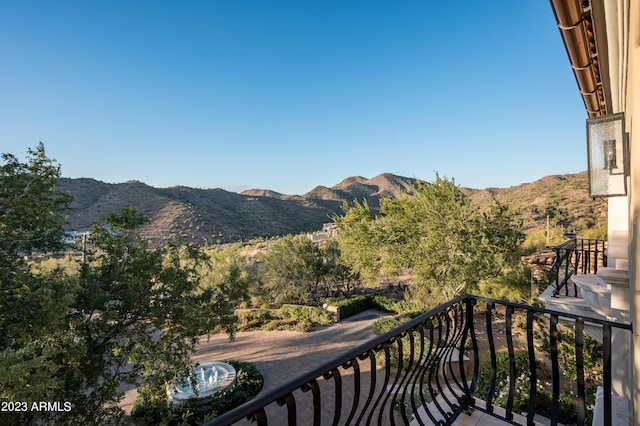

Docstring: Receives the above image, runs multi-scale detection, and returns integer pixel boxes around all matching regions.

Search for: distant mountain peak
[335,176,368,186]
[240,189,285,198]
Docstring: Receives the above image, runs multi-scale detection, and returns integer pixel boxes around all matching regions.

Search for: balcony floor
[418,406,550,426]
[452,410,510,426]
[449,408,548,426]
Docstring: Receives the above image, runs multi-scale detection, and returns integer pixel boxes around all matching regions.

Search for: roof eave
[549,0,608,117]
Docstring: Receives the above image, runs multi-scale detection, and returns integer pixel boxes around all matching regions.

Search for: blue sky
[1,1,587,195]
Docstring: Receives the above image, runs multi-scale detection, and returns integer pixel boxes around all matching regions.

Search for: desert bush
[29,256,81,278]
[371,316,424,369]
[260,318,317,332]
[521,229,565,254]
[469,265,532,304]
[234,309,276,332]
[578,220,608,240]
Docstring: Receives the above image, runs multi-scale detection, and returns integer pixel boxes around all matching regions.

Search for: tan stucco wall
[627,0,640,422]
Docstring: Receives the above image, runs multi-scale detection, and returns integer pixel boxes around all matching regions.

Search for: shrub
[372,317,401,335]
[235,305,334,332]
[393,311,424,323]
[325,295,417,321]
[533,384,596,425]
[262,318,316,332]
[535,322,604,383]
[326,295,374,319]
[371,317,426,369]
[469,266,532,304]
[475,350,532,405]
[130,397,166,426]
[522,229,566,254]
[370,295,414,314]
[474,351,595,425]
[278,305,334,326]
[235,309,277,332]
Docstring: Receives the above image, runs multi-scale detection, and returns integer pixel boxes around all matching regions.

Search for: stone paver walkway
[121,309,390,419]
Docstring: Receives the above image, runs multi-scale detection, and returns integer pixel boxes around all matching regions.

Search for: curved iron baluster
[300,379,321,426]
[354,350,376,425]
[485,302,497,413]
[322,368,342,425]
[427,311,456,423]
[407,324,428,426]
[442,302,469,403]
[276,393,296,426]
[549,314,560,426]
[439,305,466,419]
[395,328,418,424]
[575,319,586,426]
[247,407,268,426]
[379,334,407,425]
[505,305,515,422]
[526,310,537,425]
[418,317,440,426]
[341,359,360,425]
[439,306,462,412]
[466,297,479,400]
[366,342,392,425]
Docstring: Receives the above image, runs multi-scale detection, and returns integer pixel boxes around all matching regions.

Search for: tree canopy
[0,142,72,262]
[260,235,361,305]
[334,174,523,306]
[0,145,245,425]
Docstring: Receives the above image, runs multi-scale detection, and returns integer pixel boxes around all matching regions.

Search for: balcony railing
[547,238,607,297]
[205,295,631,426]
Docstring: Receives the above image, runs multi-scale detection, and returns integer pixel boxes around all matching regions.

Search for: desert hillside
[56,171,605,247]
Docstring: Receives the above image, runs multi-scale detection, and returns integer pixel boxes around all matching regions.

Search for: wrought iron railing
[547,238,607,297]
[205,295,630,426]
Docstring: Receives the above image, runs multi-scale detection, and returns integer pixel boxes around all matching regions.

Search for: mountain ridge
[56,171,605,247]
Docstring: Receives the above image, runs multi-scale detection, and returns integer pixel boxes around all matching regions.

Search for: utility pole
[546,214,550,246]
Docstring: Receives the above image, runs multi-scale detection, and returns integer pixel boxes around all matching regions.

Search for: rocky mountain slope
[56,171,605,247]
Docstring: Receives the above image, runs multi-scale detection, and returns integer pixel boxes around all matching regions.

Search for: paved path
[121,309,391,419]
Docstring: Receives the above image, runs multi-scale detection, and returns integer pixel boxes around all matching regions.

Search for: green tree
[260,235,326,305]
[67,207,242,423]
[322,238,362,298]
[198,244,254,323]
[0,144,75,417]
[1,146,244,425]
[335,174,523,306]
[331,199,382,284]
[259,235,360,305]
[0,142,72,261]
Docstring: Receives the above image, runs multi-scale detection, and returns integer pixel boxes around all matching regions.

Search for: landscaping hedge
[235,305,334,332]
[325,295,418,320]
